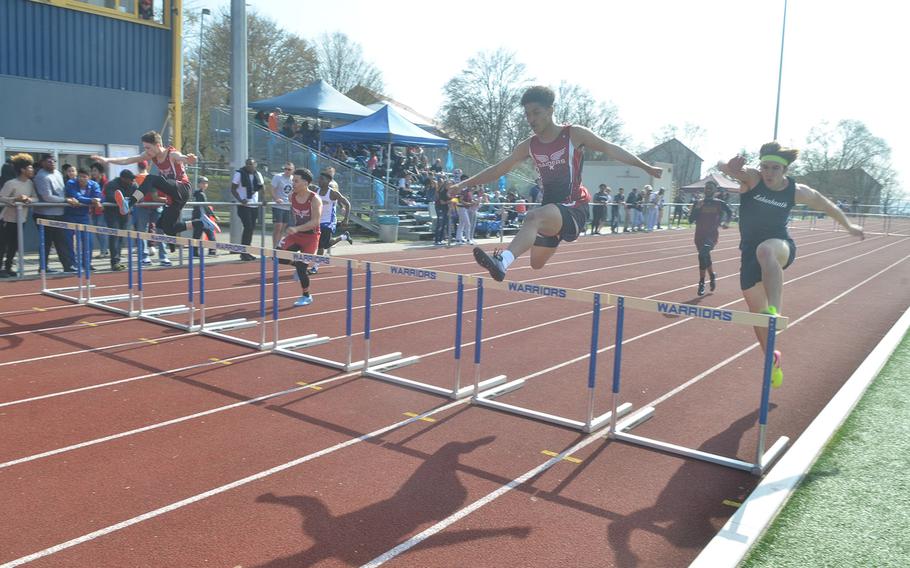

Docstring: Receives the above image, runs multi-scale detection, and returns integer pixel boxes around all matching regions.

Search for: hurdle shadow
[606,406,776,566]
[252,436,531,567]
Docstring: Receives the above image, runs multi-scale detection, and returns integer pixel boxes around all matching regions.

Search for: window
[31,0,169,27]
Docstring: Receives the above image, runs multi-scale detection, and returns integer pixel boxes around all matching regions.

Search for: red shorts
[279,230,320,254]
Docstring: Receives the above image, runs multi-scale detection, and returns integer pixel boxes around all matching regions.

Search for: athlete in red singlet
[92,130,220,238]
[275,168,322,307]
[448,86,662,281]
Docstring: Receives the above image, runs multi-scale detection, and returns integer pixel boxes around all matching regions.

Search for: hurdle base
[474,378,526,400]
[453,375,508,399]
[474,387,634,432]
[754,435,790,475]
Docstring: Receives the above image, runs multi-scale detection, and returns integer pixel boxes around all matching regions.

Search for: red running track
[1,222,908,567]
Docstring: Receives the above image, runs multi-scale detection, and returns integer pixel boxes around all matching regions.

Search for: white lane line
[0,400,464,568]
[0,351,265,409]
[360,251,910,567]
[1,236,899,566]
[0,333,193,368]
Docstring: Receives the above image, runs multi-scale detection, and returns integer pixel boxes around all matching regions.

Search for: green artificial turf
[743,334,910,567]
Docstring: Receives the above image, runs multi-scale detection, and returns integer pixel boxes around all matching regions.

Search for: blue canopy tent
[249,79,374,122]
[320,104,449,182]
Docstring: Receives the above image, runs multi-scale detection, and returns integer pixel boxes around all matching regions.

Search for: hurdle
[359,263,507,398]
[267,251,380,370]
[38,220,94,304]
[471,278,634,432]
[607,295,791,475]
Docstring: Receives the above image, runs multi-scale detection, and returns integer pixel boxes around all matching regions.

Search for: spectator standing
[33,154,76,272]
[454,177,474,244]
[270,162,294,247]
[64,168,102,266]
[529,178,542,203]
[0,153,37,277]
[231,158,264,260]
[191,176,219,256]
[101,170,135,270]
[591,184,611,234]
[625,187,639,232]
[268,108,281,132]
[89,162,109,257]
[611,188,624,233]
[434,179,450,245]
[254,110,268,128]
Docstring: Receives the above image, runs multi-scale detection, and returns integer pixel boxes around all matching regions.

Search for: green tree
[182,9,318,158]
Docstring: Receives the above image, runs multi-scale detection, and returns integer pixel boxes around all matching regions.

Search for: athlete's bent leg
[505,204,563,261]
[755,238,790,311]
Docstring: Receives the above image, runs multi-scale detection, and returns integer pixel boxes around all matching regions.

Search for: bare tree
[799,119,901,209]
[553,81,627,147]
[439,49,531,164]
[651,122,706,153]
[315,32,384,95]
[182,9,318,155]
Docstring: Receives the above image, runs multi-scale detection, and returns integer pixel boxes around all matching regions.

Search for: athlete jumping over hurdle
[277,168,323,307]
[718,142,864,387]
[448,86,662,281]
[91,130,220,238]
[689,179,733,296]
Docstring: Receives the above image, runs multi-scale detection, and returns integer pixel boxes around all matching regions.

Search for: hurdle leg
[76,228,85,303]
[471,278,484,398]
[188,244,195,329]
[345,260,354,369]
[584,293,602,431]
[127,233,136,315]
[753,316,789,473]
[39,225,47,290]
[84,231,93,303]
[453,275,465,394]
[137,231,144,313]
[361,263,372,375]
[272,256,280,348]
[259,254,267,349]
[199,244,206,328]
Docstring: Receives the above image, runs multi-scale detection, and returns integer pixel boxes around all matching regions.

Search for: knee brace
[534,233,560,248]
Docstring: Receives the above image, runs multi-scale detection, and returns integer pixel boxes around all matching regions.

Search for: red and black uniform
[689,196,732,272]
[278,190,320,291]
[529,125,591,246]
[139,146,193,236]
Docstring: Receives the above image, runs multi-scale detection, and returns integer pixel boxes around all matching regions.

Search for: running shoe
[697,280,706,296]
[159,257,172,267]
[342,231,353,245]
[114,190,130,215]
[293,294,313,307]
[709,272,717,292]
[307,264,318,275]
[473,247,506,282]
[200,214,221,234]
[141,257,152,266]
[771,350,784,388]
[111,263,127,271]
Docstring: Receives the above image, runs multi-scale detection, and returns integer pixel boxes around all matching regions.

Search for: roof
[249,80,374,121]
[640,138,703,162]
[320,104,449,147]
[680,172,742,191]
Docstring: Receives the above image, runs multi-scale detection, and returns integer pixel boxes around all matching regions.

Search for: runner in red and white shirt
[276,168,322,307]
[92,130,220,238]
[448,86,662,281]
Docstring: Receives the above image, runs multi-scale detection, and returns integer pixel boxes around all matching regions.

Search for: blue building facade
[1,0,176,251]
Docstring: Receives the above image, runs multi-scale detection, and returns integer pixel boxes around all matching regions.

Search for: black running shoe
[473,247,506,282]
[697,281,706,296]
[709,272,717,292]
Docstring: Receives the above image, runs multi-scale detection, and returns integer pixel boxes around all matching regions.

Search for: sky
[191,0,909,189]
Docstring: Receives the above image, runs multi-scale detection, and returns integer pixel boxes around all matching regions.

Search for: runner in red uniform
[448,86,662,281]
[688,179,733,296]
[276,168,322,307]
[92,130,220,237]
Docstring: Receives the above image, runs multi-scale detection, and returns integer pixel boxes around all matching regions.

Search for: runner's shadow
[253,436,531,567]
[606,406,776,566]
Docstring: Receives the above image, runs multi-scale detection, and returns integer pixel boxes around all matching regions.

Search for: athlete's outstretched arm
[796,184,864,238]
[717,156,760,191]
[448,140,531,193]
[572,127,662,178]
[90,153,146,166]
[165,150,198,165]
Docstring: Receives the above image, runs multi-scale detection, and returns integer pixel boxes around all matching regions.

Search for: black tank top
[739,176,796,247]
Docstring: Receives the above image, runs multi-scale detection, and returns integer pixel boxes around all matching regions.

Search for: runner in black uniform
[719,142,864,387]
[689,180,732,296]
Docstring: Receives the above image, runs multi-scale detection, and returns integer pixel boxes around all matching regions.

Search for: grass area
[743,334,910,567]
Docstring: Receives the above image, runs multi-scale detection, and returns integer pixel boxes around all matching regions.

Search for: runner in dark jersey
[92,130,220,237]
[719,141,864,387]
[448,86,662,281]
[688,180,732,296]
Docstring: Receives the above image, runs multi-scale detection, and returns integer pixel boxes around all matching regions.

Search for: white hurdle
[607,295,791,475]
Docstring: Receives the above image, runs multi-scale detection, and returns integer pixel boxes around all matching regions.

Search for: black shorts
[272,208,290,224]
[740,238,796,290]
[318,224,335,249]
[534,204,588,248]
